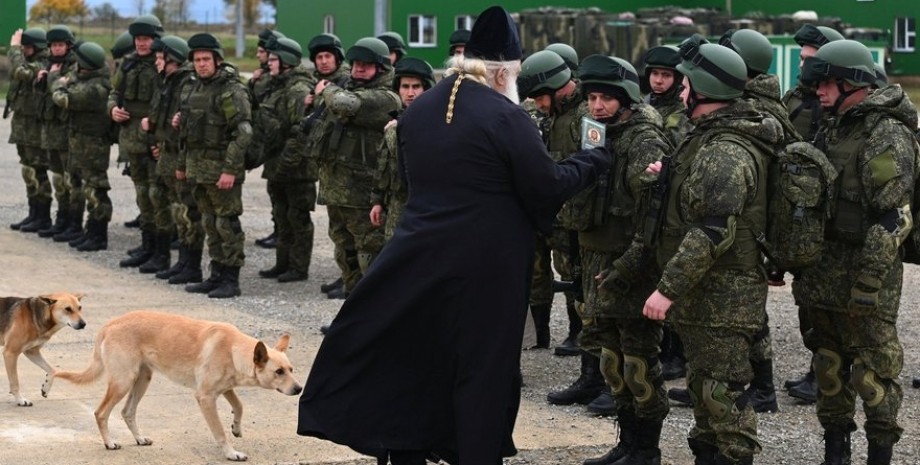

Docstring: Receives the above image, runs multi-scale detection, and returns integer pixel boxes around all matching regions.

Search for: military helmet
[518,50,572,98]
[159,35,189,64]
[800,39,876,88]
[644,45,680,71]
[393,57,436,91]
[346,37,391,67]
[21,28,48,50]
[187,33,224,60]
[47,25,75,45]
[545,43,579,74]
[74,42,107,70]
[308,33,345,63]
[377,31,407,57]
[111,31,135,59]
[794,24,844,49]
[258,29,285,49]
[676,42,747,100]
[579,54,642,103]
[719,28,773,76]
[129,14,164,38]
[449,29,470,55]
[266,37,303,67]
[874,62,889,87]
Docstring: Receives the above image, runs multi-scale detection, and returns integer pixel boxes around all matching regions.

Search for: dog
[50,310,302,461]
[0,292,86,406]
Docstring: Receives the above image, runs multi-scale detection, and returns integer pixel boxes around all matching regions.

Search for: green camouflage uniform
[370,116,404,240]
[579,103,672,422]
[257,64,317,277]
[308,67,400,292]
[179,64,253,269]
[248,64,273,104]
[643,100,781,462]
[791,84,919,447]
[783,83,823,144]
[646,89,687,148]
[51,66,114,223]
[107,52,161,233]
[8,46,52,204]
[39,52,78,220]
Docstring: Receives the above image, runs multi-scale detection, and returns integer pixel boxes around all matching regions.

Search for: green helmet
[187,33,223,60]
[545,43,579,74]
[74,42,107,70]
[641,45,681,93]
[377,31,407,59]
[308,33,345,63]
[22,28,47,50]
[449,29,470,55]
[874,62,889,87]
[159,35,189,64]
[129,14,164,38]
[393,57,436,91]
[719,28,773,76]
[258,29,284,49]
[46,25,75,45]
[578,54,642,104]
[800,39,876,88]
[111,31,135,59]
[518,50,572,98]
[346,37,391,67]
[676,42,747,100]
[266,37,303,67]
[794,24,844,49]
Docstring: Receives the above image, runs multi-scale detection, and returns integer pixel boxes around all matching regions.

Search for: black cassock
[298,74,608,464]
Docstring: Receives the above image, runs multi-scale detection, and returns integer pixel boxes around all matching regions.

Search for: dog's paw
[226,449,248,461]
[135,437,153,446]
[231,422,242,438]
[41,375,54,397]
[15,398,33,407]
[104,442,121,450]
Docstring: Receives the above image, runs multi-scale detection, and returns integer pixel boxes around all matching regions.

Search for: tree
[153,0,192,27]
[134,0,147,16]
[223,0,261,28]
[92,2,120,22]
[30,0,89,24]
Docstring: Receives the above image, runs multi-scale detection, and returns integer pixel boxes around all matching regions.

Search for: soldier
[175,33,253,299]
[640,42,781,465]
[641,45,686,148]
[109,15,165,269]
[377,31,407,66]
[448,29,470,57]
[545,42,579,77]
[110,31,135,63]
[50,42,114,252]
[369,57,436,240]
[781,23,844,404]
[144,36,205,284]
[255,37,317,283]
[794,39,917,465]
[307,37,400,300]
[34,25,77,237]
[7,28,50,232]
[574,54,673,465]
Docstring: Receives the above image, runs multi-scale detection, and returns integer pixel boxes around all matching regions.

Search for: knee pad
[687,369,704,407]
[852,358,885,408]
[600,348,626,396]
[51,172,66,192]
[813,348,845,398]
[701,378,743,421]
[21,165,38,188]
[357,252,376,272]
[623,354,661,405]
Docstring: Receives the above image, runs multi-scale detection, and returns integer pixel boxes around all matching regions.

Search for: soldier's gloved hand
[848,275,881,315]
[596,259,633,294]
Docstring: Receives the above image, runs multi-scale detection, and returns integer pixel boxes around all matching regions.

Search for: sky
[26,0,276,24]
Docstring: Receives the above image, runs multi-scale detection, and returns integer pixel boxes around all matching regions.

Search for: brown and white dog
[0,292,86,406]
[50,310,302,461]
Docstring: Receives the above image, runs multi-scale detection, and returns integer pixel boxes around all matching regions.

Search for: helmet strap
[829,79,859,115]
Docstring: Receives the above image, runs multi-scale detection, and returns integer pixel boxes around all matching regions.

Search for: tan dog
[51,310,301,461]
[0,292,85,406]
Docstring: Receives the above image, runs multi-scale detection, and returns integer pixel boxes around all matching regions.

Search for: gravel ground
[0,120,918,464]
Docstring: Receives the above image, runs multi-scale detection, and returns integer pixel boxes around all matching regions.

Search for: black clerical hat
[464,6,522,61]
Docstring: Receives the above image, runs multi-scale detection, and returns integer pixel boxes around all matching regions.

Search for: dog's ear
[36,296,57,307]
[73,293,86,301]
[274,333,290,353]
[253,341,269,368]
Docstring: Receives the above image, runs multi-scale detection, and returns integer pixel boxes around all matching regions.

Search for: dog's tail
[53,339,105,385]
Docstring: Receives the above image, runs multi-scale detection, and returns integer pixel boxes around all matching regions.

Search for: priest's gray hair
[445,55,521,89]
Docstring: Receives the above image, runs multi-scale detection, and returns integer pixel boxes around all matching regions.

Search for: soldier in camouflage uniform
[7,28,50,232]
[377,31,407,66]
[573,54,673,465]
[145,35,205,285]
[307,37,400,299]
[793,40,918,465]
[641,45,687,151]
[254,37,317,283]
[109,15,165,269]
[369,57,435,240]
[639,43,781,465]
[34,25,77,237]
[50,42,114,252]
[175,33,252,299]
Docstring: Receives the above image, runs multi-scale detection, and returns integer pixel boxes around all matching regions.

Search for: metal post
[235,0,244,59]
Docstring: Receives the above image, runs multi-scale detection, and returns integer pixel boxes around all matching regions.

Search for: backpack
[901,130,920,264]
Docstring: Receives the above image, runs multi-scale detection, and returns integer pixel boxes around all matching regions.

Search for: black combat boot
[746,357,779,413]
[688,438,719,465]
[255,230,277,248]
[170,248,203,284]
[208,265,241,299]
[867,442,893,465]
[554,302,581,356]
[55,208,84,242]
[138,233,171,274]
[278,269,309,283]
[124,214,140,228]
[186,261,223,293]
[584,408,637,465]
[547,351,606,405]
[529,304,552,349]
[77,219,108,252]
[10,199,36,230]
[587,390,617,416]
[321,276,343,294]
[714,453,753,465]
[613,416,663,465]
[20,199,52,233]
[120,230,155,267]
[821,429,852,465]
[38,209,68,238]
[259,247,289,279]
[667,387,693,406]
[157,244,188,279]
[788,369,818,403]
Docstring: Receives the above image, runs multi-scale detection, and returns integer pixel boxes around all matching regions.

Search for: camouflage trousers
[79,166,112,223]
[48,149,73,216]
[598,317,669,421]
[193,182,245,268]
[267,180,316,275]
[127,151,159,232]
[150,175,174,234]
[61,150,85,222]
[16,144,52,203]
[326,205,385,292]
[383,196,405,241]
[163,175,204,250]
[530,228,577,307]
[803,306,904,446]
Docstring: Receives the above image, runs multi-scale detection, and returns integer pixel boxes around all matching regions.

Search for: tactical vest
[546,95,591,231]
[41,53,75,123]
[183,75,232,153]
[115,53,158,116]
[154,68,193,152]
[69,75,114,138]
[786,88,823,144]
[822,117,872,244]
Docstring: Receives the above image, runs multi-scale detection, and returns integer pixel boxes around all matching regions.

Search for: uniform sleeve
[278,81,312,174]
[322,85,401,129]
[371,122,399,206]
[107,65,124,115]
[221,84,253,176]
[10,49,41,82]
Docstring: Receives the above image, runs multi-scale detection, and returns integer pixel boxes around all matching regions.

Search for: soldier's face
[452,45,465,56]
[649,68,675,94]
[816,78,863,113]
[399,76,425,107]
[351,60,377,81]
[587,92,622,120]
[135,36,154,56]
[314,51,338,75]
[268,54,281,76]
[533,94,553,114]
[155,51,166,73]
[679,76,692,107]
[193,50,217,79]
[50,42,68,57]
[799,45,819,71]
[22,45,35,57]
[257,46,269,64]
[389,51,399,66]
